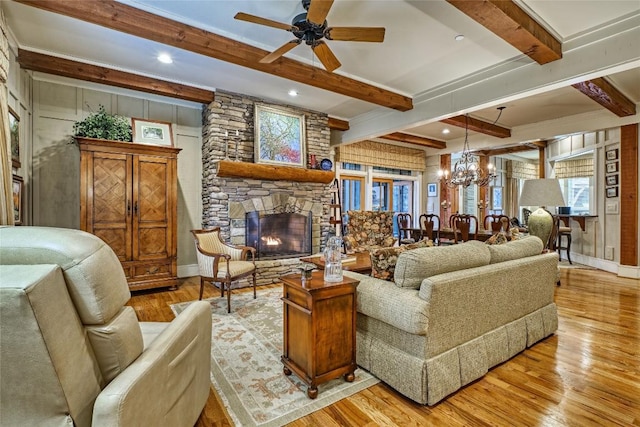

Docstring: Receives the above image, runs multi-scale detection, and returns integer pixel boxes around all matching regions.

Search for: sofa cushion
[487,235,543,264]
[394,241,490,289]
[370,239,434,281]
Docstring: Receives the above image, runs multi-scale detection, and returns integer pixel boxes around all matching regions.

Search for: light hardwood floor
[127,267,640,426]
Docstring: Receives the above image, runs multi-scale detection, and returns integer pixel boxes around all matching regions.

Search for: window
[558,177,592,214]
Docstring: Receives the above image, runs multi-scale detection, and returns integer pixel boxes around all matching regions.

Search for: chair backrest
[419,213,440,240]
[453,214,479,243]
[396,213,412,240]
[344,210,396,250]
[191,228,244,261]
[484,214,511,232]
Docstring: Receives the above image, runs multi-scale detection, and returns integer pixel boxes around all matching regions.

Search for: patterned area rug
[171,287,379,427]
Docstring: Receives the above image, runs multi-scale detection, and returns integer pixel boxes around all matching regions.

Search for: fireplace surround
[246,211,312,259]
[201,91,332,287]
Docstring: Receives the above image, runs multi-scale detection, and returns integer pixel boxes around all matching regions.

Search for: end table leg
[344,372,355,382]
[307,387,318,399]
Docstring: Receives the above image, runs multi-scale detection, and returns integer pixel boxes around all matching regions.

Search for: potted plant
[73,105,132,142]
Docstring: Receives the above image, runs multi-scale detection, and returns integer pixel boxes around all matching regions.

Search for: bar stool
[555,217,572,264]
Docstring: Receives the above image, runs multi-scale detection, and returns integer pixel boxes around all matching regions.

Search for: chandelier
[438,114,497,188]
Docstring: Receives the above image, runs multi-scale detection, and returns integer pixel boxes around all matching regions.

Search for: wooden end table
[280,270,359,399]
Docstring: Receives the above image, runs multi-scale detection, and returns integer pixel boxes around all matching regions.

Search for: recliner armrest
[92,301,212,427]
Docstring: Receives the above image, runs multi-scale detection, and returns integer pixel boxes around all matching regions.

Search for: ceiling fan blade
[312,41,341,72]
[326,27,386,42]
[234,12,294,31]
[307,0,334,25]
[259,40,301,64]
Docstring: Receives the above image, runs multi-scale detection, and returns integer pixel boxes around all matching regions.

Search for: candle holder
[223,131,230,160]
[234,130,240,161]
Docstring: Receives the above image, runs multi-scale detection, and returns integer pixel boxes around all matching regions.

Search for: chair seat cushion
[216,260,255,278]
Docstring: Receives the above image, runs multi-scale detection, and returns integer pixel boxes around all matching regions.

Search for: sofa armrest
[344,271,429,335]
[92,301,212,427]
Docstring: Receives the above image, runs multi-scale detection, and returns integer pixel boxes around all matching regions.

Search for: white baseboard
[570,252,640,280]
[178,264,199,278]
[618,265,640,280]
[569,253,618,274]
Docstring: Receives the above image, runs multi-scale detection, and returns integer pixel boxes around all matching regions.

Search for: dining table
[405,227,514,243]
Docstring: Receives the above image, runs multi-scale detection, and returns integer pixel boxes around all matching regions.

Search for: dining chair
[555,216,572,264]
[484,214,511,232]
[419,213,440,244]
[191,228,257,313]
[453,214,479,243]
[396,213,415,245]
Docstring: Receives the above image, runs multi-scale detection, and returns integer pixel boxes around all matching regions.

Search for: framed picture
[606,161,618,173]
[427,182,437,197]
[606,174,618,186]
[491,186,503,210]
[254,104,305,167]
[9,107,20,168]
[132,118,174,147]
[606,186,618,198]
[12,175,23,225]
[606,148,618,161]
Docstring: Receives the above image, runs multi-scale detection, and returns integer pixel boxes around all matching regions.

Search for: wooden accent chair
[452,214,479,243]
[191,228,257,313]
[396,213,415,245]
[419,213,440,244]
[484,214,511,232]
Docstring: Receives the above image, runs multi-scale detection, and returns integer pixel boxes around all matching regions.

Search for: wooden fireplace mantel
[216,160,335,184]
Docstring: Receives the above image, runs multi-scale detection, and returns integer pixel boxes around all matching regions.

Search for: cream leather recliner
[0,226,212,427]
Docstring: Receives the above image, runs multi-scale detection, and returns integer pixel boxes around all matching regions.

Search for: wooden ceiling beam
[572,78,636,117]
[15,0,412,112]
[18,49,215,104]
[446,0,561,65]
[440,115,511,138]
[328,117,349,131]
[473,144,537,157]
[381,132,447,149]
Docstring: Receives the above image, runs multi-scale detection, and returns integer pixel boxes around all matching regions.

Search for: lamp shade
[519,179,566,208]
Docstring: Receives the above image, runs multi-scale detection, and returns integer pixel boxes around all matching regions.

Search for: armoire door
[132,155,173,262]
[86,152,133,262]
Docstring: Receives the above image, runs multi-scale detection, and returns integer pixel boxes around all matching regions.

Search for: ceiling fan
[234,0,385,72]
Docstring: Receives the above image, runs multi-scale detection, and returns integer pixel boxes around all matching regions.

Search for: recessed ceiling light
[288,90,298,97]
[442,128,450,135]
[454,34,465,42]
[157,53,173,64]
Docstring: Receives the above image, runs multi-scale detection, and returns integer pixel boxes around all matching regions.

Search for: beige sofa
[0,226,212,426]
[344,237,558,405]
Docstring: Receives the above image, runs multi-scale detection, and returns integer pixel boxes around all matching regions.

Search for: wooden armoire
[78,137,181,291]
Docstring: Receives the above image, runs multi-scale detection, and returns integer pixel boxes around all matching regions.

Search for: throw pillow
[369,239,433,281]
[485,231,508,245]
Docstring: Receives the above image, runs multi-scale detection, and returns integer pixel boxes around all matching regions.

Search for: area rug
[171,286,379,427]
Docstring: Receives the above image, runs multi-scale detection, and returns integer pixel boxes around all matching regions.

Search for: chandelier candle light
[438,115,497,188]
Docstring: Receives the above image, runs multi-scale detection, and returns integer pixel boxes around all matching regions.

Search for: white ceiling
[3,0,640,160]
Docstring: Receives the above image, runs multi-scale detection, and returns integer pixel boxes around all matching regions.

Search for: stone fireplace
[201,90,332,287]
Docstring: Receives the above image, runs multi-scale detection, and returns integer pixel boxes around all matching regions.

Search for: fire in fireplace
[246,211,312,259]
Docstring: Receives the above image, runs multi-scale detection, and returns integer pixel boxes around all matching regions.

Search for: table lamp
[519,179,566,248]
